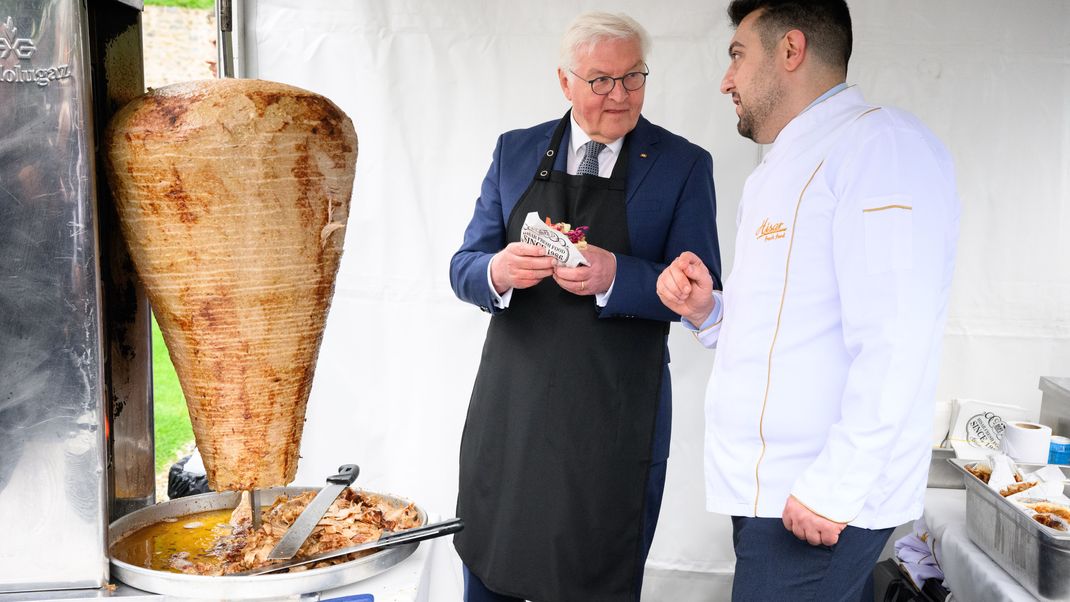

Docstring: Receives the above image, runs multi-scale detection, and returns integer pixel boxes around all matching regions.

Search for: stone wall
[142,6,217,89]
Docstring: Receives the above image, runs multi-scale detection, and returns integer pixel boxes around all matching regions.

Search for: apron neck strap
[535,109,632,191]
[534,111,571,181]
[607,134,630,191]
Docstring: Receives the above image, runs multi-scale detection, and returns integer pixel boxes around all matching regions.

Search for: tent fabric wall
[241,1,1069,599]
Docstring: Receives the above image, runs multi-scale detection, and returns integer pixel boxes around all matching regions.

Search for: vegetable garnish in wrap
[519,211,589,268]
[544,216,590,250]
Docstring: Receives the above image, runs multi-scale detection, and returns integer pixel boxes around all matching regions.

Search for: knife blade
[232,517,464,576]
[266,464,360,561]
[249,489,262,531]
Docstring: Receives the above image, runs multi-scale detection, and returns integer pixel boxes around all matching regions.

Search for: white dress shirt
[688,86,960,529]
[564,113,624,178]
[489,113,622,309]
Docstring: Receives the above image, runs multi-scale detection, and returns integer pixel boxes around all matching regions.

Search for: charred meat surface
[105,79,357,490]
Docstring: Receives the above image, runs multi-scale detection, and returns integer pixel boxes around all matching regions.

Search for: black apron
[455,112,667,602]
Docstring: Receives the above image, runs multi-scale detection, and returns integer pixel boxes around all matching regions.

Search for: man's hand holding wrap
[491,242,555,293]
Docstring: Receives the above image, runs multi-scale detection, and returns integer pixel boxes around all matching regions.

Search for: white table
[923,489,1037,602]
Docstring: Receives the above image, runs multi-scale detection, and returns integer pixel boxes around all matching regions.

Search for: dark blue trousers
[463,459,668,602]
[731,516,894,602]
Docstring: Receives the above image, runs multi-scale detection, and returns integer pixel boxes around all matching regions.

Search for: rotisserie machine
[0,0,155,595]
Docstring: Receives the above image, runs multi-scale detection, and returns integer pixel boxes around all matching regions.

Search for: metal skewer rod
[249,488,261,530]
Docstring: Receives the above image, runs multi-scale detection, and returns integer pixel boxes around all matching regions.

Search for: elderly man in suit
[449,11,721,602]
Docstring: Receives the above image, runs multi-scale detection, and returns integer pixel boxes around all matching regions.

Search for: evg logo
[0,35,35,60]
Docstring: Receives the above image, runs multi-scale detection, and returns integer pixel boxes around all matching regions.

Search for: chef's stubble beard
[737,71,785,143]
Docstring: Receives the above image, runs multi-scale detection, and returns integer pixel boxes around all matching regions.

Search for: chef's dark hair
[727,0,852,73]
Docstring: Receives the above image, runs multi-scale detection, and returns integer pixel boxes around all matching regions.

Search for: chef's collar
[765,84,862,159]
[570,113,624,158]
[801,82,849,115]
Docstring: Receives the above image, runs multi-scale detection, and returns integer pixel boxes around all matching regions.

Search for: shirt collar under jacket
[802,82,849,114]
[569,112,625,160]
[765,84,861,163]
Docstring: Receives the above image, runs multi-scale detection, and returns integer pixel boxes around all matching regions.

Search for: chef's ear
[558,68,574,102]
[781,29,807,73]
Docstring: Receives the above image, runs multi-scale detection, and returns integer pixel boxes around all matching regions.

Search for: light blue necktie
[577,141,605,176]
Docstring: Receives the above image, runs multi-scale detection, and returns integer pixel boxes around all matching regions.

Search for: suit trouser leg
[634,459,668,599]
[730,516,894,602]
[463,565,524,602]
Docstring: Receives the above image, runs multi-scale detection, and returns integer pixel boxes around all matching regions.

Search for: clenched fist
[782,495,847,547]
[656,251,715,326]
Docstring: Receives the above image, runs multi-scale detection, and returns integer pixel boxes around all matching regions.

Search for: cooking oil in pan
[110,508,234,572]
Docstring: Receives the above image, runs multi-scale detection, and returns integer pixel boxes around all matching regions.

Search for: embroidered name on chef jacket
[755,217,787,241]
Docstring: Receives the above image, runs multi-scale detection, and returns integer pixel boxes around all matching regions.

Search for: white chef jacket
[690,86,960,529]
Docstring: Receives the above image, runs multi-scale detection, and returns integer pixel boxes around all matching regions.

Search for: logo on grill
[0,16,35,60]
[1,16,72,87]
[0,34,35,60]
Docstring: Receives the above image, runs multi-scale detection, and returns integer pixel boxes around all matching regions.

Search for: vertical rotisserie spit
[105,79,357,491]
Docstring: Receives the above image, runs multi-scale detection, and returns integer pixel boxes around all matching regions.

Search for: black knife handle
[379,517,465,547]
[328,464,360,485]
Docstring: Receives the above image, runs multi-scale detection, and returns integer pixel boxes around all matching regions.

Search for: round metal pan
[109,486,426,599]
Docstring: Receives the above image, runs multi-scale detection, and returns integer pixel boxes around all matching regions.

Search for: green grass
[145,0,215,10]
[152,314,195,472]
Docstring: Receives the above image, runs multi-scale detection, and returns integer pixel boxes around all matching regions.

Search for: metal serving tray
[109,486,425,599]
[949,458,1070,601]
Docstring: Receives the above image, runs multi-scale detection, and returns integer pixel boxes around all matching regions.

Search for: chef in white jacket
[657,1,959,600]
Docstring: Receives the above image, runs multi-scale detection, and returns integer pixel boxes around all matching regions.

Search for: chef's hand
[657,252,715,326]
[782,495,846,547]
[552,245,615,296]
[490,243,556,293]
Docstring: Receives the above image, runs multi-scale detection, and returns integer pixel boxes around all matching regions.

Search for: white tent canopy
[238,1,1069,599]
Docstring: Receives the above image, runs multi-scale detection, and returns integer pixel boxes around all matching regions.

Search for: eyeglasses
[569,69,649,95]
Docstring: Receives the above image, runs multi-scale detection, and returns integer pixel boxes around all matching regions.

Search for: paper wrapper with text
[519,211,589,268]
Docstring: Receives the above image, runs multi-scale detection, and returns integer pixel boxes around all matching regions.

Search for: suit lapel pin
[640,153,648,158]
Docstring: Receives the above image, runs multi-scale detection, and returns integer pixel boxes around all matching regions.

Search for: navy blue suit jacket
[451,115,720,321]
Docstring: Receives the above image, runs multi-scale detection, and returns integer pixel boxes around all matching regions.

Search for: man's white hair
[559,12,650,72]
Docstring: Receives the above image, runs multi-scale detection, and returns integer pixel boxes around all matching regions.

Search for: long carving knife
[266,464,360,561]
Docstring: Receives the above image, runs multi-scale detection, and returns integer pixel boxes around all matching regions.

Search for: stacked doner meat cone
[105,79,356,491]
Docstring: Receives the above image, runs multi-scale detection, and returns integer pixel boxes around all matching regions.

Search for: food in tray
[105,79,357,490]
[544,216,590,250]
[1032,512,1069,532]
[965,463,993,484]
[111,489,421,575]
[1000,481,1038,497]
[1026,501,1070,522]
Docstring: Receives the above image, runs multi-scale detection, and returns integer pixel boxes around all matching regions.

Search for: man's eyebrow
[728,41,743,55]
[586,62,646,77]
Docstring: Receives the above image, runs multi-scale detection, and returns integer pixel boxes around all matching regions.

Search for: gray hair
[559,12,650,72]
